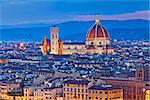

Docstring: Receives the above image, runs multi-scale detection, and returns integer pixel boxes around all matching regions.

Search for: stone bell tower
[50,26,59,54]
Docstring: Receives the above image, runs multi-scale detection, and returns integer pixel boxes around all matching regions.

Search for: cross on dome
[95,17,100,24]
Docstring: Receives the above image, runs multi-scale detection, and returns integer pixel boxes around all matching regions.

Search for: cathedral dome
[86,18,109,40]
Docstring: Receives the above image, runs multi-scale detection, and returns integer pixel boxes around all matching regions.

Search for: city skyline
[0,0,150,100]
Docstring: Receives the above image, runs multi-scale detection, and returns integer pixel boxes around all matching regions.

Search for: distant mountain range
[0,19,149,41]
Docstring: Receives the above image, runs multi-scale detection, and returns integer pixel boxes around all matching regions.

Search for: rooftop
[89,84,121,90]
[64,79,89,85]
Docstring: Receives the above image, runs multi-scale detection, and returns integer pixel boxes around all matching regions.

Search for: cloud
[73,10,150,21]
[1,10,149,26]
[0,0,40,5]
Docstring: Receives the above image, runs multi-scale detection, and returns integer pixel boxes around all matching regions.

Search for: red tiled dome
[86,18,109,40]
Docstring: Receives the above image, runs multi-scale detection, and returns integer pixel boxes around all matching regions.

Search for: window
[82,94,84,99]
[78,89,80,92]
[74,88,76,92]
[86,95,88,99]
[99,91,102,94]
[56,34,57,38]
[82,89,84,92]
[63,93,65,97]
[78,94,80,98]
[52,34,54,38]
[67,88,69,92]
[86,89,88,93]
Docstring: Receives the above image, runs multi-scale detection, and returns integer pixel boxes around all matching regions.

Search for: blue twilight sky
[0,0,149,25]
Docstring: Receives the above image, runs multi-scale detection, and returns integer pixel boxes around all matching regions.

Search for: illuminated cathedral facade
[40,18,114,55]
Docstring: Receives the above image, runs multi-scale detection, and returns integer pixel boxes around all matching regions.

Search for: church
[40,18,114,55]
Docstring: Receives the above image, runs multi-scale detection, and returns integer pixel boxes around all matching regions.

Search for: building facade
[63,80,123,100]
[0,82,21,100]
[63,80,89,100]
[88,85,123,100]
[23,86,58,100]
[40,18,114,55]
[101,66,150,100]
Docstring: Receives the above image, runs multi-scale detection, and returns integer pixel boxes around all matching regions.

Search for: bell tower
[50,26,59,54]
